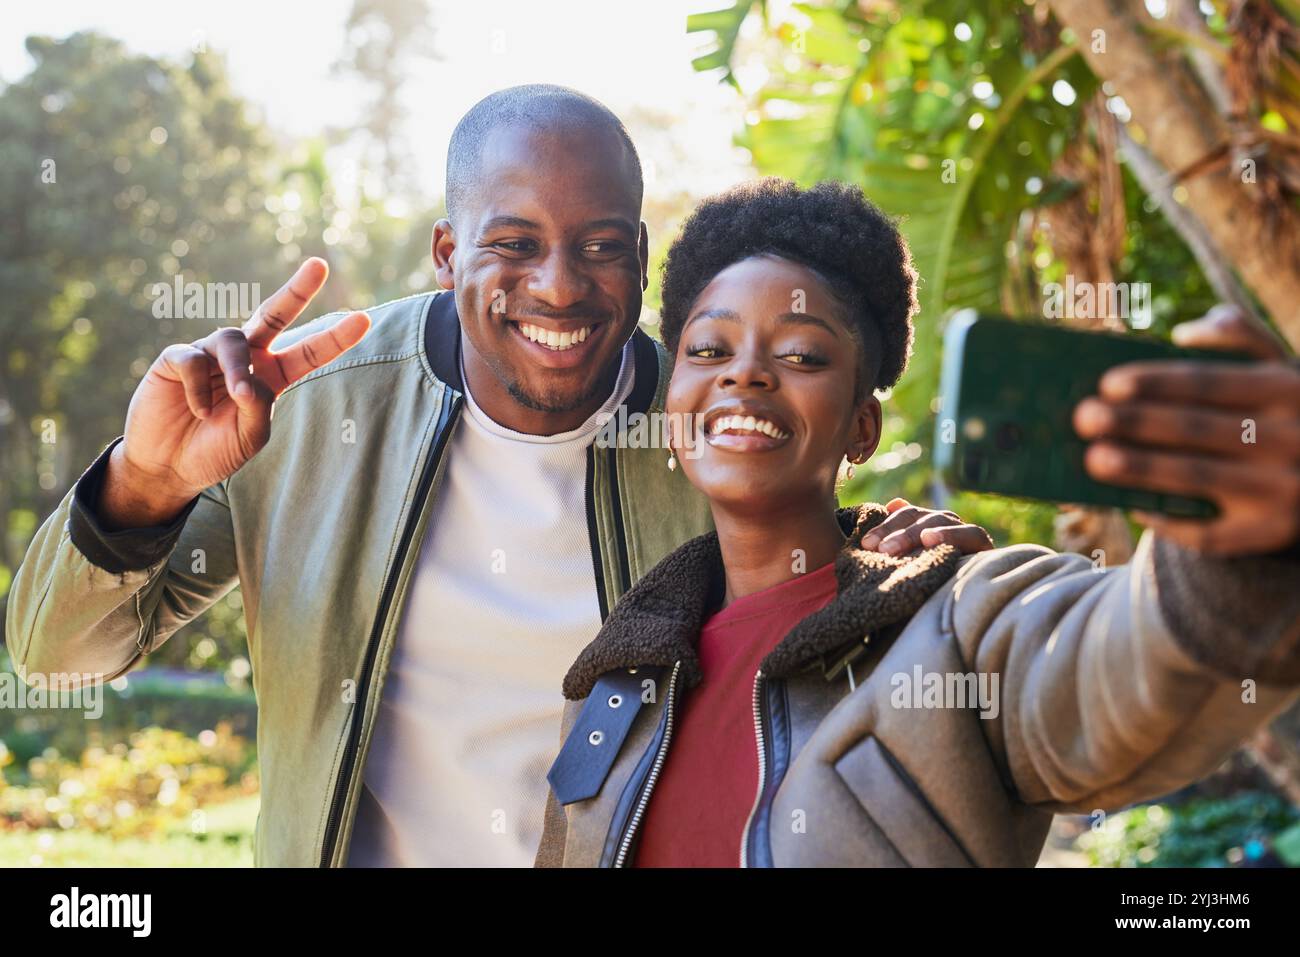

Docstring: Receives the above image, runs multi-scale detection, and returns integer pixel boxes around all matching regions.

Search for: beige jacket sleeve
[948,529,1300,813]
[5,439,239,684]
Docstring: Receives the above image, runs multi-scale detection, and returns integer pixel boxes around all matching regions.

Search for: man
[7,85,1299,867]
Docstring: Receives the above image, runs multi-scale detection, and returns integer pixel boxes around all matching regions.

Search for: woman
[535,178,1300,868]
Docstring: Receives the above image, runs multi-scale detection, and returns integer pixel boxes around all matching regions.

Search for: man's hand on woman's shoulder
[860,497,995,557]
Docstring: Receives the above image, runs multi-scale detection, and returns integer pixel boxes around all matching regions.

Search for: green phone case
[934,310,1250,518]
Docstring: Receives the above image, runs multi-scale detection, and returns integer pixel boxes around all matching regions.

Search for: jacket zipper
[583,446,610,620]
[604,444,633,595]
[612,659,682,868]
[318,388,461,867]
[584,443,634,622]
[739,670,767,868]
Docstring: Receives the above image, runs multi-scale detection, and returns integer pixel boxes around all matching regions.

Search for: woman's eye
[779,351,827,366]
[686,344,726,359]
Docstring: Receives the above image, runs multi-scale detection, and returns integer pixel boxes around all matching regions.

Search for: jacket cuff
[69,438,199,574]
[1152,533,1300,685]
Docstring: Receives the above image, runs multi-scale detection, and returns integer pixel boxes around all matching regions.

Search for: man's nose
[527,250,591,309]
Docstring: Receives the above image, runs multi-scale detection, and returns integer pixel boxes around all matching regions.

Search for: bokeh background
[3,0,1299,867]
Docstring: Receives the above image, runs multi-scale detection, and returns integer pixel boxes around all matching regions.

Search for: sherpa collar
[561,503,964,700]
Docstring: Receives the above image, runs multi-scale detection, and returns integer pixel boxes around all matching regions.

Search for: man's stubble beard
[492,352,622,415]
[506,377,607,414]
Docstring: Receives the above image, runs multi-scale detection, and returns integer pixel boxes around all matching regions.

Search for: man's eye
[492,240,534,253]
[583,241,625,254]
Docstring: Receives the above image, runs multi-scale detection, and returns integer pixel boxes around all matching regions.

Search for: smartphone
[934,310,1251,518]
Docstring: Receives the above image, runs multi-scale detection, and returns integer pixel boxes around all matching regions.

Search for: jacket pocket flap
[834,736,975,867]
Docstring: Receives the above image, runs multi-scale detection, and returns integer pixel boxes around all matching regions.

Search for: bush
[1077,792,1300,867]
[0,664,256,768]
[0,723,256,838]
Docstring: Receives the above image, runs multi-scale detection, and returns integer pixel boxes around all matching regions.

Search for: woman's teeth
[517,322,591,351]
[708,414,790,439]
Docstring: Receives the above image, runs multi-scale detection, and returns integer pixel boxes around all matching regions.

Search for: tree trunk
[1118,127,1263,320]
[1049,0,1300,347]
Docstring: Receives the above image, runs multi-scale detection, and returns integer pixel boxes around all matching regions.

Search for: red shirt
[633,561,839,867]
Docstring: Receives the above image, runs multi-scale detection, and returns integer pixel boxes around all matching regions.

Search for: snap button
[607,694,623,709]
[588,730,604,746]
[627,667,638,675]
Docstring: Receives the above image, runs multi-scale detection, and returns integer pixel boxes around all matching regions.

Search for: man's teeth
[517,322,592,351]
[709,414,790,439]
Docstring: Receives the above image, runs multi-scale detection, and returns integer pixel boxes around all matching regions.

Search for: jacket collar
[561,503,963,699]
[423,290,662,415]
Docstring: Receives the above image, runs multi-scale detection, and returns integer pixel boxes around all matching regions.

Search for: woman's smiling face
[666,254,882,513]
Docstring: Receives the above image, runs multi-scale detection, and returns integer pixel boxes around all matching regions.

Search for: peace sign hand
[101,258,370,528]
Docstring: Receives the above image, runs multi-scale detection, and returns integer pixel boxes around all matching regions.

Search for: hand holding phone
[1073,306,1300,556]
[936,306,1300,556]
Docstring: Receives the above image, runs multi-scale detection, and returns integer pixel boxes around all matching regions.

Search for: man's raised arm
[5,258,369,682]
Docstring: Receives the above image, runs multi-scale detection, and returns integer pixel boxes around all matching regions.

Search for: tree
[0,33,284,592]
[1049,0,1300,344]
[0,31,445,673]
[686,0,1298,541]
[333,0,437,199]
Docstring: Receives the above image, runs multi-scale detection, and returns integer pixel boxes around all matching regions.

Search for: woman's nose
[718,352,775,390]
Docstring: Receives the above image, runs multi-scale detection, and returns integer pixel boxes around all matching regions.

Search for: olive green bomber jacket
[5,290,715,867]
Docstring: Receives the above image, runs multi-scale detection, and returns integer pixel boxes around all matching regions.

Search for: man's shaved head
[445,84,643,223]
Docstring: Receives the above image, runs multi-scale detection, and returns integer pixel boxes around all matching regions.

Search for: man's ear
[638,222,650,291]
[432,219,456,289]
[849,394,883,463]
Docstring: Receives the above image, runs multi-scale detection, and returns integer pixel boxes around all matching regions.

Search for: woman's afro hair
[657,177,919,391]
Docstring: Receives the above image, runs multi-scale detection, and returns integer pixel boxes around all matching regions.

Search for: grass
[0,795,258,867]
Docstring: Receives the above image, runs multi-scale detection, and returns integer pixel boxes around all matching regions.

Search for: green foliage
[688,1,763,88]
[0,654,257,767]
[691,3,1098,527]
[1077,792,1300,867]
[0,724,255,838]
[0,32,445,663]
[1,34,283,548]
[694,1,1220,543]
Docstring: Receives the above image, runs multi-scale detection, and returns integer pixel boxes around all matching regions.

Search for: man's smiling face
[434,120,648,430]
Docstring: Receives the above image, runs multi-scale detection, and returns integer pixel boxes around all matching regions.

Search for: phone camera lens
[961,450,987,484]
[994,422,1022,452]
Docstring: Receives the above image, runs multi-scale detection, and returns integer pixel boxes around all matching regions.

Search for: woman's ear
[847,393,883,463]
